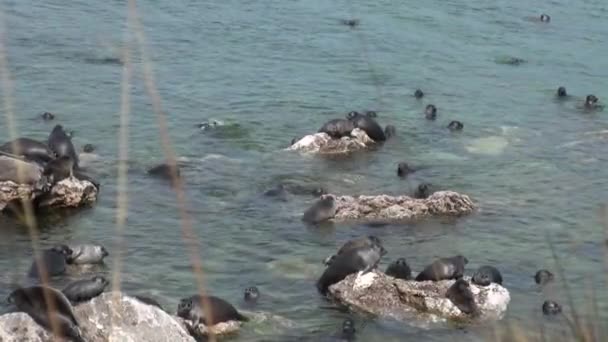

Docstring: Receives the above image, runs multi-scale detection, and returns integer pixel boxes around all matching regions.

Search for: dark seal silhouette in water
[28,245,73,279]
[148,162,181,180]
[340,19,359,28]
[43,156,74,184]
[542,300,561,315]
[0,137,55,164]
[68,244,109,264]
[318,119,355,139]
[472,265,503,286]
[540,14,551,22]
[263,184,289,201]
[177,295,249,325]
[414,89,424,99]
[316,239,386,295]
[413,183,433,199]
[584,94,603,111]
[62,276,109,303]
[447,120,464,131]
[7,286,84,342]
[323,235,384,266]
[385,258,412,280]
[82,144,96,153]
[48,125,79,168]
[534,269,554,285]
[364,110,378,118]
[425,104,437,120]
[384,125,396,139]
[41,112,55,121]
[341,318,356,341]
[244,286,260,303]
[302,196,337,224]
[346,112,386,142]
[415,255,468,281]
[556,86,568,98]
[446,279,478,315]
[397,162,414,178]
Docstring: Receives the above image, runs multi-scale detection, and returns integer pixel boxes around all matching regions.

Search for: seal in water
[415,255,468,281]
[7,286,84,342]
[413,183,432,199]
[341,318,356,340]
[397,162,414,178]
[556,86,567,98]
[43,156,74,184]
[365,110,378,118]
[48,125,79,168]
[540,14,551,22]
[134,295,164,310]
[316,239,386,295]
[446,279,477,315]
[340,19,359,28]
[0,138,55,164]
[472,265,503,286]
[347,112,386,142]
[148,162,181,180]
[263,184,289,201]
[318,119,355,139]
[82,144,95,153]
[534,269,554,285]
[302,196,337,224]
[542,300,561,315]
[68,244,109,264]
[584,94,602,110]
[28,245,73,279]
[41,112,55,121]
[384,125,396,139]
[244,286,260,303]
[62,275,109,303]
[414,89,424,99]
[323,235,383,266]
[425,104,437,120]
[385,258,412,280]
[447,120,464,131]
[177,295,249,325]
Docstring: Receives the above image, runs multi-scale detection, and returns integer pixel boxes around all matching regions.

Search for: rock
[305,191,474,223]
[176,317,242,340]
[0,292,195,342]
[328,271,510,323]
[287,128,375,154]
[36,177,98,208]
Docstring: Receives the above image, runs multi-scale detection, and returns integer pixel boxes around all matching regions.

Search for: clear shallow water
[1,0,608,340]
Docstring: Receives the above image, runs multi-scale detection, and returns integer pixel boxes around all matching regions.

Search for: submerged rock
[328,271,509,323]
[287,128,375,155]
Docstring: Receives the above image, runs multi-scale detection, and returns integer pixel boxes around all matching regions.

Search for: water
[1,0,608,340]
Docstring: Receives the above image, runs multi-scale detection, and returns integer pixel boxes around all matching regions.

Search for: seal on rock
[43,156,74,184]
[446,279,478,315]
[48,125,79,168]
[62,275,109,303]
[302,196,337,224]
[425,104,437,120]
[28,245,73,279]
[534,269,554,285]
[415,255,468,281]
[447,120,464,131]
[318,119,355,139]
[67,244,109,264]
[244,286,260,303]
[177,295,249,325]
[414,89,424,99]
[347,112,386,142]
[6,285,84,342]
[385,258,412,280]
[323,235,383,266]
[472,265,503,286]
[0,155,44,185]
[0,138,55,164]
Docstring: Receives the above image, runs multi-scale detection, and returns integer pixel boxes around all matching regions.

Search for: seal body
[62,276,109,303]
[177,295,249,325]
[472,265,503,286]
[446,279,477,315]
[0,138,55,164]
[385,258,412,280]
[318,119,355,139]
[397,162,413,178]
[557,86,567,98]
[28,245,73,278]
[415,255,468,281]
[584,94,602,110]
[341,318,356,340]
[148,163,180,180]
[414,89,424,99]
[534,269,554,285]
[540,14,551,22]
[0,155,43,185]
[41,112,55,121]
[425,105,437,120]
[542,300,561,315]
[243,286,260,303]
[347,113,386,142]
[43,156,74,184]
[263,184,289,201]
[82,144,95,153]
[323,235,383,266]
[68,244,109,264]
[7,286,83,342]
[302,196,336,224]
[447,121,464,131]
[48,125,79,168]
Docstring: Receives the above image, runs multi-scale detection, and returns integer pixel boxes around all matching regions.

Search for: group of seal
[28,243,109,280]
[314,110,394,144]
[416,89,464,131]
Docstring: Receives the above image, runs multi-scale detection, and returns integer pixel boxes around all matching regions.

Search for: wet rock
[328,271,509,323]
[176,317,242,339]
[36,176,98,208]
[0,292,195,342]
[287,128,375,155]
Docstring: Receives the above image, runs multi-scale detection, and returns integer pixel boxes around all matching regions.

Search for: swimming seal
[323,235,383,266]
[414,89,424,99]
[347,112,386,142]
[148,162,181,180]
[413,183,432,199]
[318,119,355,139]
[28,245,73,279]
[534,269,554,285]
[415,255,468,281]
[425,104,437,120]
[68,244,109,264]
[302,196,336,224]
[41,112,55,121]
[447,120,464,131]
[556,86,567,98]
[7,286,84,342]
[0,138,55,164]
[62,275,109,303]
[263,184,289,201]
[365,110,378,118]
[446,279,477,315]
[471,265,503,286]
[340,19,359,28]
[540,14,551,22]
[244,286,260,303]
[82,144,95,153]
[177,295,249,325]
[48,125,79,168]
[397,162,414,178]
[584,94,602,110]
[384,125,396,139]
[341,318,356,340]
[43,156,74,184]
[316,239,386,295]
[385,258,412,280]
[542,300,561,315]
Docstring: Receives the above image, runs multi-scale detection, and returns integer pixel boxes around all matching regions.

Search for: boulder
[328,271,510,323]
[287,128,375,154]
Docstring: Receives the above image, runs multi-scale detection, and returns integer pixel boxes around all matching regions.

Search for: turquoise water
[1,0,608,340]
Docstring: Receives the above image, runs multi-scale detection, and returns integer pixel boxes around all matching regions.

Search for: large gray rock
[287,128,375,154]
[328,271,510,323]
[0,292,195,342]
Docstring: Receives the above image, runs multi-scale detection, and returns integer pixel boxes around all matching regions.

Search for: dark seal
[302,196,337,224]
[471,265,503,286]
[414,89,424,99]
[263,184,289,201]
[534,269,554,285]
[244,286,260,303]
[68,244,109,265]
[415,255,468,281]
[62,276,109,303]
[542,300,561,315]
[41,112,55,121]
[425,104,437,120]
[584,94,602,110]
[540,14,551,22]
[43,156,74,184]
[365,110,378,118]
[48,125,79,168]
[7,286,84,342]
[323,235,383,266]
[0,137,55,164]
[413,183,432,199]
[446,279,478,315]
[385,257,412,280]
[341,318,356,341]
[347,112,386,142]
[397,162,414,178]
[384,125,396,139]
[318,119,355,139]
[82,144,96,153]
[447,120,464,131]
[340,19,359,28]
[148,162,181,180]
[177,295,249,325]
[28,245,73,279]
[556,86,567,98]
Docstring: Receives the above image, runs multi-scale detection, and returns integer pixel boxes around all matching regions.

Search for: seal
[425,104,437,120]
[340,19,359,28]
[413,183,432,199]
[384,125,396,139]
[263,184,289,201]
[365,111,378,118]
[318,119,355,139]
[6,285,84,342]
[134,295,164,310]
[397,162,414,178]
[385,258,412,280]
[414,89,424,99]
[43,156,74,184]
[323,235,384,266]
[346,111,360,120]
[41,112,55,121]
[446,279,477,315]
[0,155,44,185]
[447,120,464,131]
[302,196,337,224]
[542,300,561,315]
[0,138,55,164]
[147,162,181,180]
[471,265,503,286]
[48,125,79,169]
[540,14,551,22]
[82,144,95,153]
[243,286,260,303]
[415,255,468,281]
[556,86,567,98]
[584,94,602,110]
[347,112,386,142]
[28,245,73,279]
[68,244,109,264]
[62,275,109,303]
[177,295,249,325]
[341,318,356,340]
[534,269,554,285]
[316,239,386,295]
